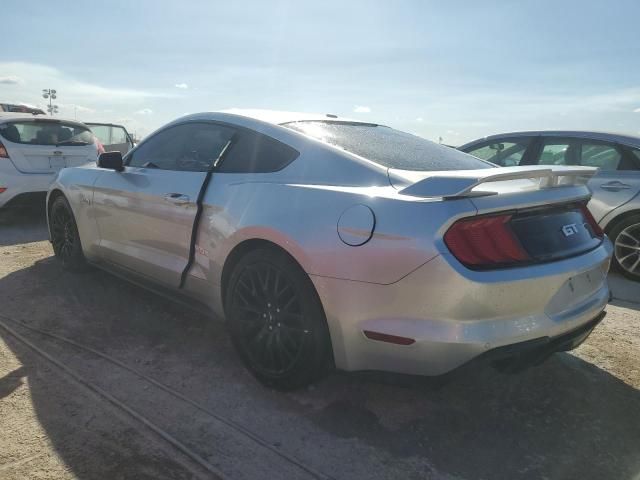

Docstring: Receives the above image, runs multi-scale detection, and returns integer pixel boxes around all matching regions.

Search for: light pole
[42,89,58,116]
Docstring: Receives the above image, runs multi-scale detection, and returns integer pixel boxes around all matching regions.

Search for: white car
[0,113,99,209]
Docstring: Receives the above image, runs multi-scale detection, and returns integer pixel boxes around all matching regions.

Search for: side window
[89,125,110,145]
[579,143,621,171]
[537,141,574,166]
[629,148,640,169]
[178,123,235,172]
[128,125,191,170]
[218,130,299,173]
[465,140,529,166]
[128,123,235,172]
[110,126,128,144]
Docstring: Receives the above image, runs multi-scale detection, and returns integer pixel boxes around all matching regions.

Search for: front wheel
[49,196,90,272]
[609,213,640,282]
[225,248,332,390]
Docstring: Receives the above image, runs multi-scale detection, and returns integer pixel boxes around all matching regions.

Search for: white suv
[0,114,99,209]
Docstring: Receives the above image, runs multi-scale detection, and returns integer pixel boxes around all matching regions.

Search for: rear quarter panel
[190,169,478,317]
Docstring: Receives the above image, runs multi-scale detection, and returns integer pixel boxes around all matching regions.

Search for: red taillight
[0,141,8,158]
[444,214,530,268]
[580,205,604,237]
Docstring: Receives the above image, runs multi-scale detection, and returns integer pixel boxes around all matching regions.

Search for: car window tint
[0,120,93,145]
[179,123,235,172]
[284,121,492,171]
[538,142,573,165]
[128,124,191,169]
[128,123,235,172]
[466,140,529,166]
[218,129,299,173]
[579,144,621,171]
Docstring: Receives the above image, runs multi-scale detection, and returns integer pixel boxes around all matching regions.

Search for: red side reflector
[580,205,604,238]
[363,330,415,345]
[444,214,530,267]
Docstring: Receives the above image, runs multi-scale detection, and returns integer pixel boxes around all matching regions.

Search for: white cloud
[0,62,172,105]
[175,83,189,89]
[416,117,424,122]
[634,107,640,113]
[354,105,371,113]
[0,76,22,85]
[135,108,153,115]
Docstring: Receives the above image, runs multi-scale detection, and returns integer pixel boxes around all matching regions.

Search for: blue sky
[1,0,639,143]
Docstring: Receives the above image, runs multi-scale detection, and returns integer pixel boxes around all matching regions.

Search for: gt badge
[562,223,579,237]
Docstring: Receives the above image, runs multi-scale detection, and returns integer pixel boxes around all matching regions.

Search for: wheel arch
[47,188,66,214]
[603,208,640,235]
[220,237,337,373]
[221,238,305,312]
[46,189,67,236]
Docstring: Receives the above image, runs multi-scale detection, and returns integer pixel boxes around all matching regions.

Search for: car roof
[182,108,369,126]
[461,130,640,148]
[0,113,89,129]
[85,122,128,129]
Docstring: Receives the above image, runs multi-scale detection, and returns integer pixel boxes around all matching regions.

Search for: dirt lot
[1,210,639,480]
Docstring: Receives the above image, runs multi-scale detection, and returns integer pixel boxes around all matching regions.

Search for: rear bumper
[0,162,54,209]
[311,239,612,376]
[474,310,606,373]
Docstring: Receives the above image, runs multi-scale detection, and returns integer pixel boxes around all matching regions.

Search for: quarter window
[217,129,299,173]
[466,140,530,167]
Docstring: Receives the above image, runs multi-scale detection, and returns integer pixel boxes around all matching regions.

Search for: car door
[92,122,236,287]
[531,137,640,222]
[461,137,533,166]
[580,142,640,222]
[88,123,134,155]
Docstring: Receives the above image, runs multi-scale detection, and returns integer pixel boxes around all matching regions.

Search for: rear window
[283,121,493,171]
[0,120,94,146]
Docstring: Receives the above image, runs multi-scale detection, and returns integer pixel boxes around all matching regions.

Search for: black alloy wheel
[49,196,89,272]
[226,248,331,390]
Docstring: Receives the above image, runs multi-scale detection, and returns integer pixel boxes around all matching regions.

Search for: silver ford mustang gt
[47,110,613,389]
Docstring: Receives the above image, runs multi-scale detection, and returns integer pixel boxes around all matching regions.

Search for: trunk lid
[0,118,98,173]
[390,165,604,268]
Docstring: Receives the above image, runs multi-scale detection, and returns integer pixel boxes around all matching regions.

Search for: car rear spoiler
[390,165,597,199]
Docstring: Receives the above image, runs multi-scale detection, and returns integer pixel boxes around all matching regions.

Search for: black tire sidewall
[608,213,640,281]
[50,196,88,272]
[225,248,332,390]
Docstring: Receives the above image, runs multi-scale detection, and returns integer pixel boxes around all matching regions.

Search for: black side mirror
[98,151,124,171]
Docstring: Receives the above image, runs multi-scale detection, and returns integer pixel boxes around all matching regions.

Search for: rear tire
[50,196,90,272]
[225,248,332,390]
[609,213,640,282]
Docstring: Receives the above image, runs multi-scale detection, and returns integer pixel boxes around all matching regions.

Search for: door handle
[600,181,631,191]
[163,193,191,205]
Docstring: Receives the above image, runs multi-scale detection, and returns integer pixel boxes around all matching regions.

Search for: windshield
[283,121,494,171]
[0,120,94,146]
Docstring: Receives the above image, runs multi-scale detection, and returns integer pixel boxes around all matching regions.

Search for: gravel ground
[0,210,639,480]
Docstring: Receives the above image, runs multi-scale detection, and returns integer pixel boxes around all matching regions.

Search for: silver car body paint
[48,113,613,376]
